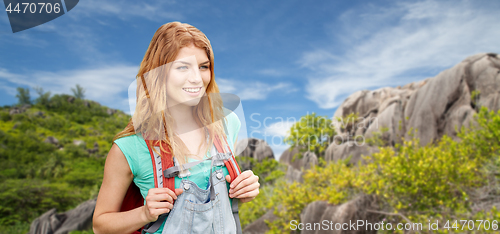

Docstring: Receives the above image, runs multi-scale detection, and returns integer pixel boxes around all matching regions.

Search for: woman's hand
[225,170,260,203]
[143,188,184,222]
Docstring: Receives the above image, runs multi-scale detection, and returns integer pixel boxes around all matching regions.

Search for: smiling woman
[92,22,260,234]
[166,49,211,108]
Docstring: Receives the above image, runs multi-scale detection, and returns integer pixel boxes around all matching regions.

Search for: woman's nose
[187,66,202,83]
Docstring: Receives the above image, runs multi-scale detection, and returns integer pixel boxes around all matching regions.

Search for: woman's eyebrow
[173,60,210,66]
[174,60,192,65]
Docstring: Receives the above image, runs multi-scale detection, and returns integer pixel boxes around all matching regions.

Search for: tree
[15,87,31,105]
[284,112,336,158]
[33,86,51,107]
[71,84,85,99]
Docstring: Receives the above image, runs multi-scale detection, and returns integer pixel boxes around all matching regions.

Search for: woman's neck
[169,105,199,134]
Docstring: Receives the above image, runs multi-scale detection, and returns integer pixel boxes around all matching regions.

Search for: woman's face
[166,44,211,108]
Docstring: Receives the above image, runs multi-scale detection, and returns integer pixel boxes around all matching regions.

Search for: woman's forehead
[175,45,209,63]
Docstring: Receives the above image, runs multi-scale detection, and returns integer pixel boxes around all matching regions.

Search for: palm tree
[15,87,31,105]
[71,84,85,99]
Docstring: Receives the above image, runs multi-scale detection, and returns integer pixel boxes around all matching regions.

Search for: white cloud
[264,120,296,137]
[0,65,138,111]
[303,0,500,109]
[216,78,237,93]
[0,0,182,60]
[262,120,296,160]
[270,143,290,160]
[217,78,295,100]
[0,82,17,96]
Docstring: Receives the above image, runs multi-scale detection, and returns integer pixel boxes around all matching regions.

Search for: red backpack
[119,134,242,234]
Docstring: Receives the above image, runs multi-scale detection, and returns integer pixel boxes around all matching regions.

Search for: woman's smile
[182,87,203,96]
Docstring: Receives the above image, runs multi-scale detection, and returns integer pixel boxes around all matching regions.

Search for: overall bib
[161,145,238,234]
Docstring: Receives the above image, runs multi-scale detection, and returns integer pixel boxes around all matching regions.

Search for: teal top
[114,111,241,233]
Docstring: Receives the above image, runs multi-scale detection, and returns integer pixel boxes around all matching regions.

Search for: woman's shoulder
[221,107,241,147]
[222,107,240,127]
[114,133,143,146]
[113,134,148,176]
[115,134,140,142]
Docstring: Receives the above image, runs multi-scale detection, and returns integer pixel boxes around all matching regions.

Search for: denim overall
[160,145,238,234]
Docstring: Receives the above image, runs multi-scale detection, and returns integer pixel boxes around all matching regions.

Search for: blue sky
[1,0,499,158]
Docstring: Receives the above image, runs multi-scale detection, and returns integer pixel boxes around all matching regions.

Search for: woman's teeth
[183,87,201,93]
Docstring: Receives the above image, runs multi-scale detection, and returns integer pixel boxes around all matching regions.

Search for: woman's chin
[182,97,202,107]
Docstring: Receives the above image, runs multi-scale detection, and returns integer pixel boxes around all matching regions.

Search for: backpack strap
[142,140,175,234]
[214,135,242,180]
[145,140,175,192]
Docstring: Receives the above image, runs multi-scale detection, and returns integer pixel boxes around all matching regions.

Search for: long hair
[114,22,227,166]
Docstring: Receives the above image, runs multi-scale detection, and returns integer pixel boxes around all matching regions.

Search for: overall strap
[213,122,243,234]
[143,118,243,234]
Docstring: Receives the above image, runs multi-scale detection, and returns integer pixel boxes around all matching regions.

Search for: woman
[93,22,260,234]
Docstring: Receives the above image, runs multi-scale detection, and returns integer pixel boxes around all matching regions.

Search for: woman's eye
[177,66,188,70]
[200,66,209,70]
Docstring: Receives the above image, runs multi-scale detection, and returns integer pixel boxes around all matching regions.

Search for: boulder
[29,199,96,234]
[324,142,379,165]
[72,140,85,147]
[280,147,318,182]
[300,196,381,234]
[9,108,22,115]
[44,136,59,146]
[87,142,99,154]
[34,111,45,118]
[280,147,317,170]
[106,108,117,115]
[28,208,65,234]
[243,209,279,234]
[331,53,500,151]
[364,100,405,147]
[236,138,274,161]
[8,104,31,115]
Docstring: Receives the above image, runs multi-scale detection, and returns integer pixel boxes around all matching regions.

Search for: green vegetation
[237,157,286,228]
[284,113,336,158]
[259,106,500,233]
[4,86,499,234]
[71,84,86,100]
[0,87,129,230]
[34,86,51,107]
[15,87,31,105]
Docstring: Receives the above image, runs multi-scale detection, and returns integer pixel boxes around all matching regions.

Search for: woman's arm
[93,144,181,234]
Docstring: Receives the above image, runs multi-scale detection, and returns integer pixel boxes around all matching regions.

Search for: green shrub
[236,157,286,228]
[266,107,500,233]
[0,111,11,122]
[0,91,130,229]
[0,179,80,225]
[284,113,336,158]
